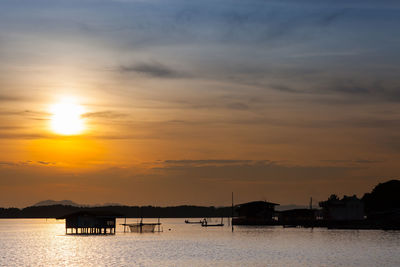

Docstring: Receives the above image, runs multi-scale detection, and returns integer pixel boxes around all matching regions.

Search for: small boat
[184,219,202,224]
[201,218,224,227]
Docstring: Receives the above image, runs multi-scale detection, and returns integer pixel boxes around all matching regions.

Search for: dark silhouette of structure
[58,211,118,235]
[122,218,162,233]
[184,219,202,224]
[319,195,364,221]
[278,209,316,226]
[1,179,399,230]
[201,217,224,227]
[232,201,279,225]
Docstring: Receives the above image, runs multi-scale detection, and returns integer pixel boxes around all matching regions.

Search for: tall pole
[231,192,234,232]
[140,211,143,233]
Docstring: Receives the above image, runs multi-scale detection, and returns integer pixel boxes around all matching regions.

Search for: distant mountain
[102,203,123,207]
[32,200,123,208]
[33,200,81,207]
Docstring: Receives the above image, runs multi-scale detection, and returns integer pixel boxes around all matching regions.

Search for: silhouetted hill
[2,179,398,220]
[362,179,400,214]
[33,200,81,207]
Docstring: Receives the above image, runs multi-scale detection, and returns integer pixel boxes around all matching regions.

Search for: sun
[50,98,86,135]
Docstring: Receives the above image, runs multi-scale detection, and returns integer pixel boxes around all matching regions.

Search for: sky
[1,0,400,208]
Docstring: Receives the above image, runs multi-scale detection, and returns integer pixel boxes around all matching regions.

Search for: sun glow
[50,98,86,135]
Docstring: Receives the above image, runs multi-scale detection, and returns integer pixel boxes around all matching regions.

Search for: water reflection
[0,219,399,266]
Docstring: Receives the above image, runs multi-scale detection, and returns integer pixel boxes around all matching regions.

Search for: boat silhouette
[201,218,224,227]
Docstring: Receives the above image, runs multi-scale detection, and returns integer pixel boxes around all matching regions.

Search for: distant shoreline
[0,204,233,219]
[1,204,399,230]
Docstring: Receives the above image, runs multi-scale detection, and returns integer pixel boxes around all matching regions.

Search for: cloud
[0,161,19,166]
[0,110,49,118]
[0,160,53,167]
[82,111,128,119]
[0,95,26,102]
[36,161,56,165]
[0,132,146,140]
[0,133,50,140]
[147,160,359,201]
[329,81,372,95]
[162,159,270,166]
[0,126,24,130]
[226,102,249,110]
[321,79,400,102]
[269,84,302,94]
[118,62,187,78]
[318,9,348,27]
[321,159,385,165]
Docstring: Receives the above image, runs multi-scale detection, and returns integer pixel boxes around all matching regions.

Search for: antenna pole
[231,192,234,232]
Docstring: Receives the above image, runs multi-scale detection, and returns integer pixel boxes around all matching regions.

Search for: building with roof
[58,210,120,235]
[232,201,279,225]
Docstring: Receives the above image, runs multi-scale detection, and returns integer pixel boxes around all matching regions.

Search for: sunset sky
[1,0,400,208]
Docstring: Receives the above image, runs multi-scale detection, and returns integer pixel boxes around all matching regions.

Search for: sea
[0,218,399,266]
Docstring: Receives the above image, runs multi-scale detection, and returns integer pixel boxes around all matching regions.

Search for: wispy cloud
[269,84,302,94]
[151,159,356,187]
[118,62,188,78]
[226,102,249,110]
[0,160,56,167]
[162,159,271,166]
[0,110,49,117]
[36,161,56,165]
[318,9,348,27]
[82,111,128,119]
[0,95,26,102]
[321,159,385,165]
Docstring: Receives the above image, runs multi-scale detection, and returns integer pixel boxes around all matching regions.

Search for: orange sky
[1,0,400,208]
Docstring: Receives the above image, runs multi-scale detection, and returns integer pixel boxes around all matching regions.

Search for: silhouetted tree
[362,180,400,214]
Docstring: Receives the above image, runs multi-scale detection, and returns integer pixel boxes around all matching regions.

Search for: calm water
[0,218,399,266]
